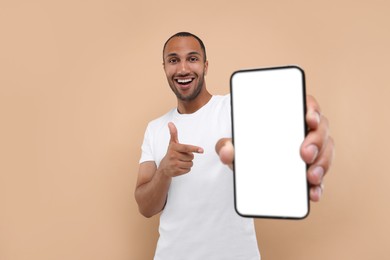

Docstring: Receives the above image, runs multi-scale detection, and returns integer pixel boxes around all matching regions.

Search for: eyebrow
[165,51,202,58]
[188,51,201,56]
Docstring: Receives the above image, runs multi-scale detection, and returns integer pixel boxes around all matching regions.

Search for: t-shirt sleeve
[139,123,155,164]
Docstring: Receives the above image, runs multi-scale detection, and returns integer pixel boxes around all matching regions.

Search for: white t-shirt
[140,95,260,260]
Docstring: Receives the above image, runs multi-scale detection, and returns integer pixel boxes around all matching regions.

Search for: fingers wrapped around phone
[301,114,329,164]
[307,135,335,202]
[305,95,322,131]
[301,96,335,201]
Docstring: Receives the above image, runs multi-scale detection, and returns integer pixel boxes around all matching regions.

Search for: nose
[178,60,190,75]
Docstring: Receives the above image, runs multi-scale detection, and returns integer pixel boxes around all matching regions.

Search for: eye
[168,58,178,64]
[189,56,199,62]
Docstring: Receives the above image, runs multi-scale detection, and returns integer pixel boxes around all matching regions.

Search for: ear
[204,60,209,75]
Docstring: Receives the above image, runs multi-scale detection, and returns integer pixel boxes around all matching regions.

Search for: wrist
[156,167,172,181]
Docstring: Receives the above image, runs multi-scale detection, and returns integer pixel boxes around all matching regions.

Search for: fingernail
[313,111,320,125]
[225,140,234,150]
[307,144,319,163]
[312,166,324,182]
[316,186,322,199]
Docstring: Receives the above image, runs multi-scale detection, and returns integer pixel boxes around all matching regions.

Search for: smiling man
[134,32,334,260]
[163,33,211,113]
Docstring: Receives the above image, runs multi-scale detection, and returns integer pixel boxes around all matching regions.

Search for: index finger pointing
[176,143,204,154]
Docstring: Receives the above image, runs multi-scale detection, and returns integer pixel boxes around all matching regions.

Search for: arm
[135,161,172,218]
[135,122,204,218]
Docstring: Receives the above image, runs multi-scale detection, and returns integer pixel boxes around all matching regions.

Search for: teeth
[177,78,193,84]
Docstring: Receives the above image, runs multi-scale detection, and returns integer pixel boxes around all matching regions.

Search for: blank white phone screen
[231,66,309,219]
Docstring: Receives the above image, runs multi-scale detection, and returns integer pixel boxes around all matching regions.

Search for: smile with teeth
[176,78,194,85]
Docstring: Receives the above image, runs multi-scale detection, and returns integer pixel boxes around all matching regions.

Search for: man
[135,32,334,260]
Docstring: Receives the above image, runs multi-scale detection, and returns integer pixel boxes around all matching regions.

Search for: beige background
[1,0,389,259]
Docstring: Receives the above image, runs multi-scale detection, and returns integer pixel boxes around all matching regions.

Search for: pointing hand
[159,122,204,177]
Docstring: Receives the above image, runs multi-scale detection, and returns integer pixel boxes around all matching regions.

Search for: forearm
[135,168,172,218]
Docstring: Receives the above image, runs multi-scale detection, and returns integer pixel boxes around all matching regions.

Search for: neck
[177,87,212,114]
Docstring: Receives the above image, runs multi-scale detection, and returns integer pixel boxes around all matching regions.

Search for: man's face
[163,36,208,101]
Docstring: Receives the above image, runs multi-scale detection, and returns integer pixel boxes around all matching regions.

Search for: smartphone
[230,65,309,219]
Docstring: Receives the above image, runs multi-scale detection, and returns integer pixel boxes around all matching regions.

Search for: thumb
[168,122,179,143]
[215,138,234,169]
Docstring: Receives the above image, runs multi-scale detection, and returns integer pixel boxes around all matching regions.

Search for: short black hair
[163,32,207,62]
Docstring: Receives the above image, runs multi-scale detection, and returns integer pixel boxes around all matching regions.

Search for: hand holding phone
[230,66,309,219]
